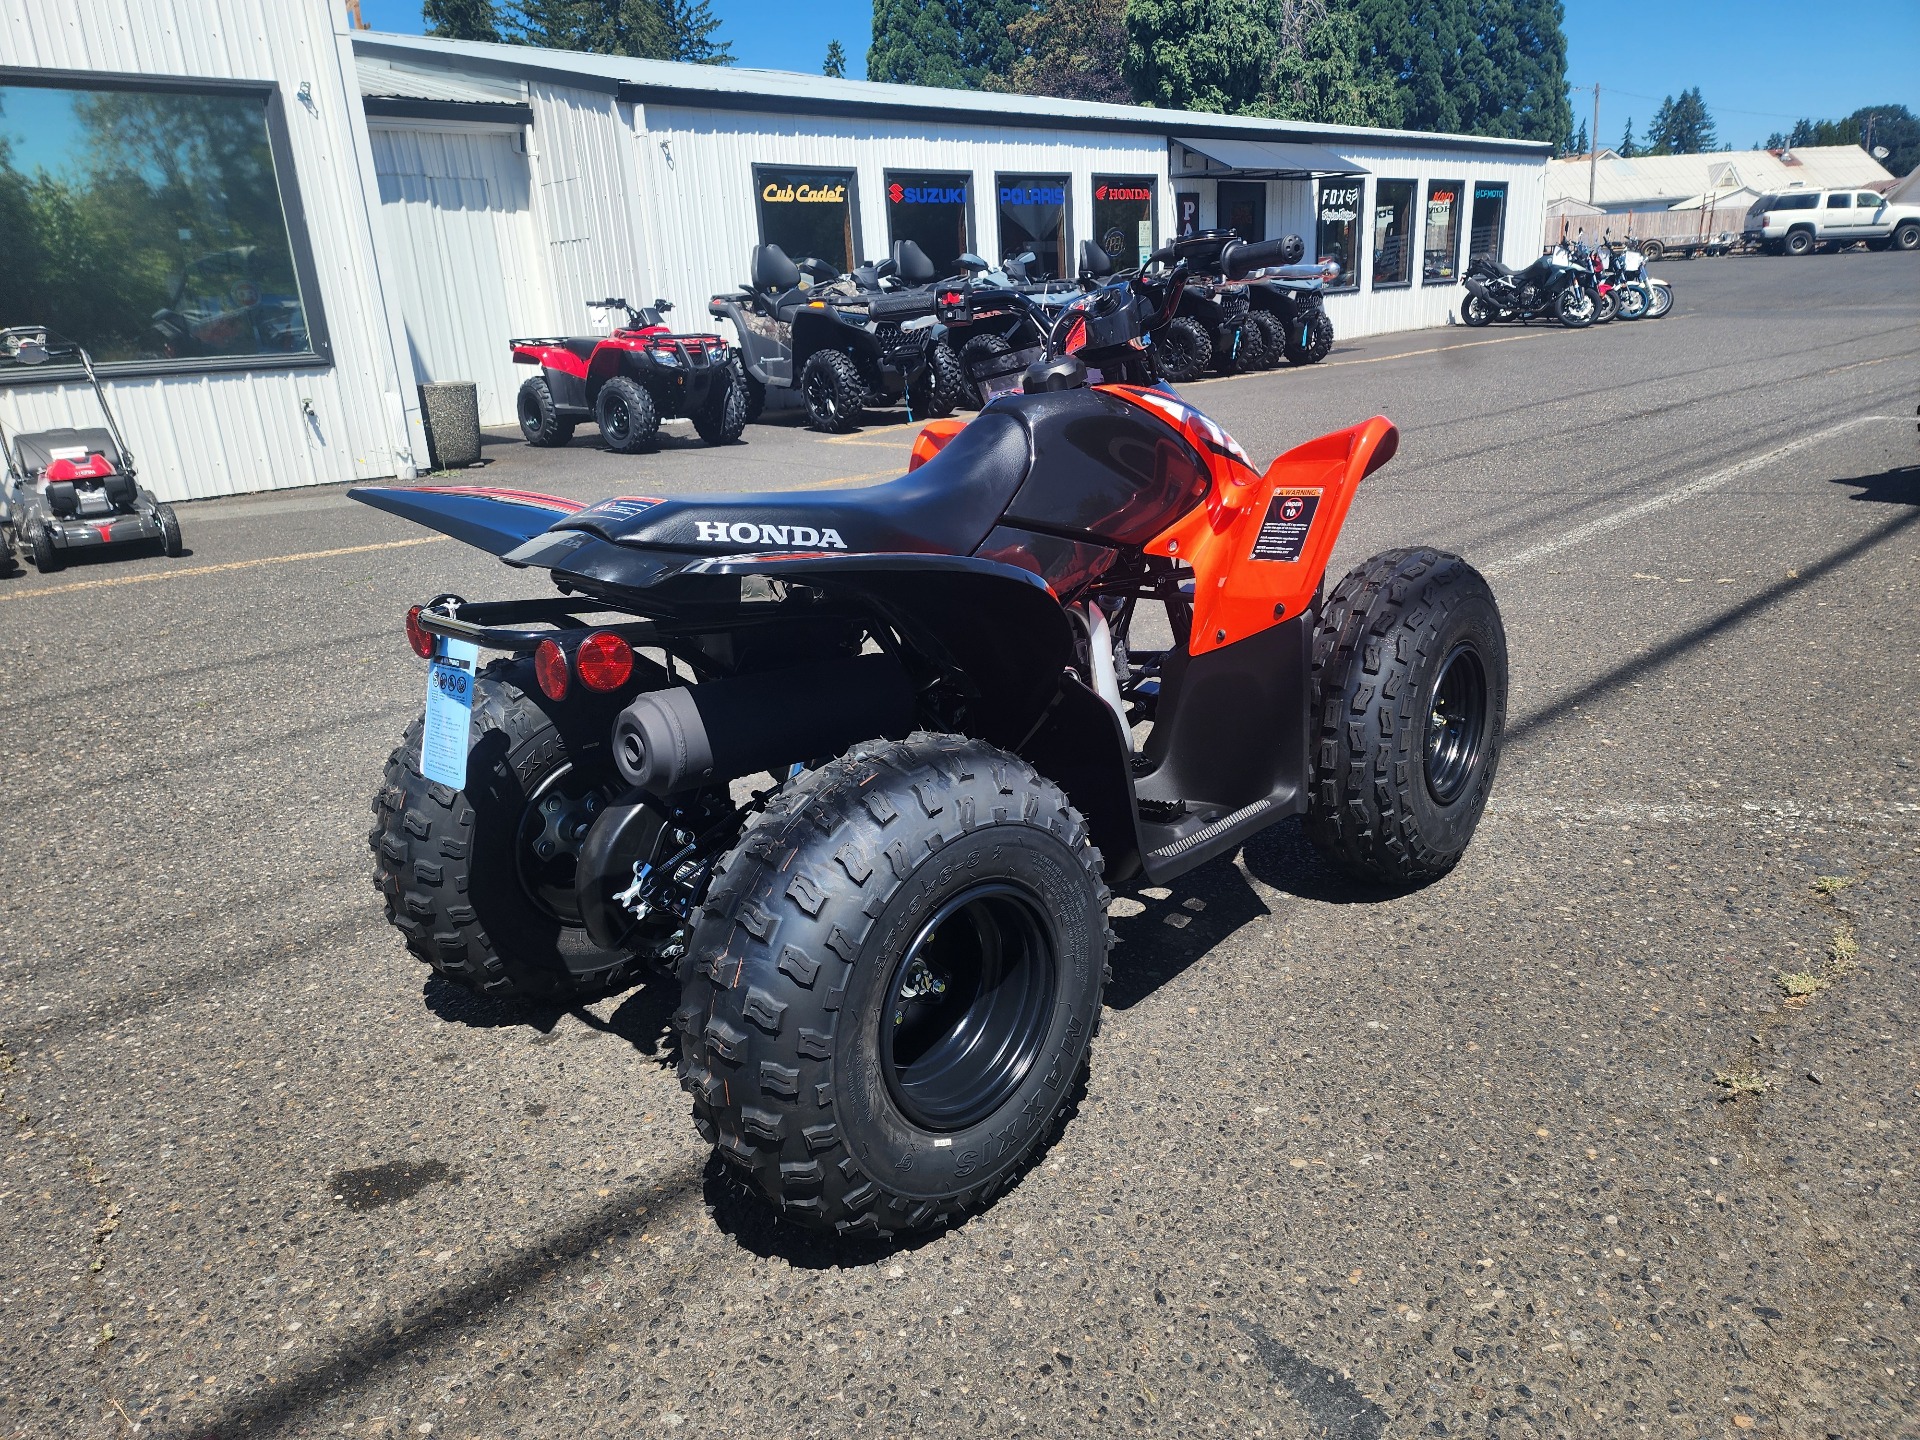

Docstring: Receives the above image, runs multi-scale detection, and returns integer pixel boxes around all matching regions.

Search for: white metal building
[355,34,1550,427]
[0,4,1548,496]
[0,1,426,501]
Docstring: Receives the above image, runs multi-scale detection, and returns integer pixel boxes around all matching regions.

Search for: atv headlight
[653,349,679,366]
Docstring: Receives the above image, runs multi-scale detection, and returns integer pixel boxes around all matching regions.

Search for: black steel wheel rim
[603,394,630,445]
[1424,643,1489,805]
[805,365,838,422]
[518,390,540,432]
[513,766,606,924]
[880,883,1058,1132]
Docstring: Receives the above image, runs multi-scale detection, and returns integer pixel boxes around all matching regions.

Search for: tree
[1644,86,1713,154]
[1257,6,1401,126]
[870,0,1022,87]
[424,0,502,41]
[1124,0,1276,112]
[991,0,1130,104]
[1352,0,1571,150]
[823,39,847,77]
[509,0,732,64]
[1805,104,1920,177]
[1788,117,1813,147]
[1765,129,1785,150]
[1570,114,1587,155]
[1618,116,1634,158]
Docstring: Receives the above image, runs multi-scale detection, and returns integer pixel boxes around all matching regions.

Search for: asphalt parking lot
[3,252,1916,1440]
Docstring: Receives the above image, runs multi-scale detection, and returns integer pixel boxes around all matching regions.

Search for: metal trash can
[417,382,482,471]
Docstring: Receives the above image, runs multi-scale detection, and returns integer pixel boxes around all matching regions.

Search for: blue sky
[358,0,1917,145]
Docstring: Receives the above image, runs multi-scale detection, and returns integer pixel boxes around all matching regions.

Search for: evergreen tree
[1353,0,1571,149]
[1257,7,1401,126]
[1788,117,1813,147]
[510,0,731,64]
[1764,130,1785,149]
[1776,105,1918,176]
[1571,114,1587,155]
[992,0,1130,105]
[823,39,847,77]
[1644,94,1675,153]
[1618,116,1634,158]
[1124,0,1276,112]
[424,0,502,41]
[870,0,1024,88]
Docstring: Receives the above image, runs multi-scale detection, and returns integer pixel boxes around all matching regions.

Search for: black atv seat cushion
[753,243,802,295]
[562,338,601,360]
[1080,239,1113,277]
[892,239,936,284]
[565,412,1034,558]
[14,427,121,477]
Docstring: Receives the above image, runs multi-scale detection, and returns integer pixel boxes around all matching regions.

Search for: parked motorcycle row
[511,230,1342,445]
[1462,233,1674,329]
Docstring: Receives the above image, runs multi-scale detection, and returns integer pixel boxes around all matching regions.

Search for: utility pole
[1588,84,1601,206]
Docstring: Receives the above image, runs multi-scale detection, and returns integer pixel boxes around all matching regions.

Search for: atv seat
[891,240,936,285]
[559,411,1034,558]
[560,338,601,361]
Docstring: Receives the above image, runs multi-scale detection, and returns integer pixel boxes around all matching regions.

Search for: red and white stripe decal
[418,485,584,513]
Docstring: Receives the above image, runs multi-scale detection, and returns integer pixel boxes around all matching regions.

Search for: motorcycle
[1571,242,1617,324]
[351,233,1509,1240]
[1461,244,1596,329]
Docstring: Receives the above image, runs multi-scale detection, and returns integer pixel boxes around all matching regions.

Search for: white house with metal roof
[355,33,1550,427]
[1546,145,1893,214]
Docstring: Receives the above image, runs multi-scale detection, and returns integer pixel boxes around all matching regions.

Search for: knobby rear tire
[370,662,642,1001]
[517,376,576,448]
[1283,309,1335,364]
[1304,548,1508,886]
[692,367,750,445]
[1155,316,1212,384]
[674,734,1111,1238]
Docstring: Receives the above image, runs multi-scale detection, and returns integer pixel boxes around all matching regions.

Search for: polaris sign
[999,184,1066,207]
[889,182,967,205]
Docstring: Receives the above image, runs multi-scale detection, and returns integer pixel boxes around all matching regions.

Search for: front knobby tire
[675,734,1112,1238]
[1304,548,1509,886]
[692,367,750,445]
[801,349,867,432]
[370,662,642,1000]
[1284,309,1335,364]
[1249,311,1287,368]
[596,375,660,454]
[1154,316,1212,384]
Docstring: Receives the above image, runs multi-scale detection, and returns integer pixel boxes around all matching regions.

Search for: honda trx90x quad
[512,298,747,454]
[354,236,1509,1239]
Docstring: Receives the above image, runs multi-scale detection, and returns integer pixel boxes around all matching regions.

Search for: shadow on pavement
[1830,462,1918,505]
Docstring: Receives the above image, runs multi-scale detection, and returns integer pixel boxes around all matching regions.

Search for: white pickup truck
[1744,187,1920,255]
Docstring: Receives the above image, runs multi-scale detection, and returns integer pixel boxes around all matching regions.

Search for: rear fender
[1146,415,1397,657]
[512,343,588,379]
[349,484,584,557]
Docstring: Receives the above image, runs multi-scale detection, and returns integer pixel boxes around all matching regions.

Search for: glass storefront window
[0,79,318,366]
[1470,182,1508,265]
[1092,176,1156,270]
[1371,179,1416,287]
[885,171,971,276]
[1216,181,1266,241]
[996,173,1070,279]
[1423,178,1464,283]
[1314,178,1363,291]
[755,165,858,274]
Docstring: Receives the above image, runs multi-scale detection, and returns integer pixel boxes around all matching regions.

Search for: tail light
[534,638,570,701]
[404,605,433,659]
[575,631,634,692]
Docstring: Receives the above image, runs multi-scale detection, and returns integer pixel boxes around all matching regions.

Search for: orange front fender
[1146,415,1398,656]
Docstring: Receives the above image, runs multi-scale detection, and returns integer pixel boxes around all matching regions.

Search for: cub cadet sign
[762,181,848,204]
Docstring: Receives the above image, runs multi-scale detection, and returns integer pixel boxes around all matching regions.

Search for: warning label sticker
[1251,488,1321,562]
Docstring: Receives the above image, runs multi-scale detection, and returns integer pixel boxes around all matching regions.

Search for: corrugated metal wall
[1176,143,1547,340]
[371,122,552,427]
[526,82,653,330]
[0,0,419,500]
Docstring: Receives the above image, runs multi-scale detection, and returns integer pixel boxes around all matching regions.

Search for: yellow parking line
[1,535,446,602]
[1183,329,1547,386]
[822,433,919,447]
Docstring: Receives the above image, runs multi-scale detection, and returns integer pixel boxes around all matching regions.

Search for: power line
[1595,85,1823,124]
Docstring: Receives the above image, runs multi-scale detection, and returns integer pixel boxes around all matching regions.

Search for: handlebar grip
[1222,238,1295,279]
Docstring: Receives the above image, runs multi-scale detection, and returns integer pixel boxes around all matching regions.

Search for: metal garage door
[371,126,551,429]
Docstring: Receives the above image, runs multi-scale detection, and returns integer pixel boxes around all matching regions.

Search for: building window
[1092,176,1156,270]
[1470,182,1508,264]
[1217,181,1266,241]
[884,171,971,276]
[1423,178,1464,283]
[996,173,1070,279]
[1371,179,1416,287]
[0,76,323,368]
[1314,178,1363,291]
[755,165,858,274]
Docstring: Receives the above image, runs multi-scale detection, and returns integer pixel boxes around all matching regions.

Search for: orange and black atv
[512,298,747,453]
[353,236,1507,1239]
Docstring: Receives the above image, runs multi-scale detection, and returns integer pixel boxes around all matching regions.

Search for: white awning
[1172,137,1367,178]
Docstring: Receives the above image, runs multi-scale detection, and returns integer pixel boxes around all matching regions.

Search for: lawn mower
[512,298,747,454]
[0,327,183,575]
[353,235,1508,1239]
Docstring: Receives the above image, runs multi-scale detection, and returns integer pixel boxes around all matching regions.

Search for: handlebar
[1221,237,1299,278]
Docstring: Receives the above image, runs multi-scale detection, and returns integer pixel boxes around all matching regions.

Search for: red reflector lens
[534,638,570,701]
[575,631,634,692]
[405,606,433,659]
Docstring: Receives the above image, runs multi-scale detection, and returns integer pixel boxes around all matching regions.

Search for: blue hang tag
[420,637,481,791]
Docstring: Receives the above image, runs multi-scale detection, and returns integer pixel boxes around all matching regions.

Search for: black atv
[1124,231,1271,382]
[354,234,1508,1240]
[1237,236,1339,367]
[709,243,965,432]
[925,252,1062,408]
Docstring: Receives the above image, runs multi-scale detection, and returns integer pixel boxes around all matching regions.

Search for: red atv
[357,238,1508,1239]
[512,298,747,453]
